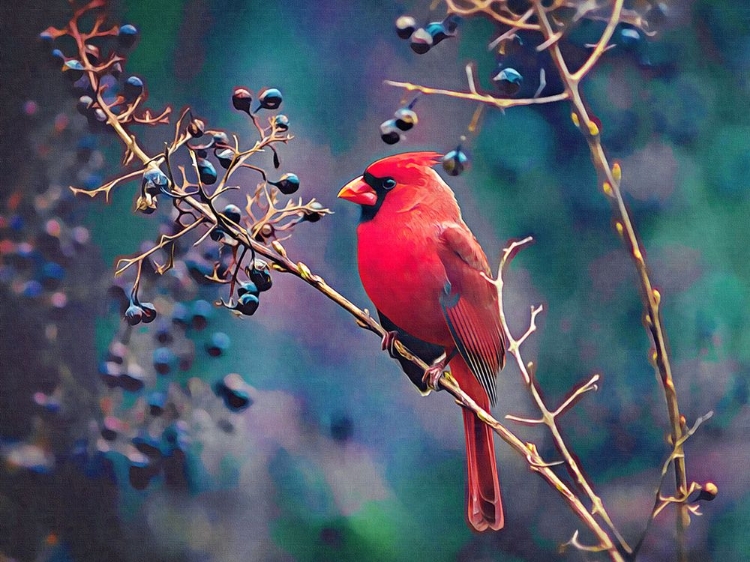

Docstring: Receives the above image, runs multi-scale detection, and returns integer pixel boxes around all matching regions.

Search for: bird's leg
[381,330,400,358]
[422,349,457,391]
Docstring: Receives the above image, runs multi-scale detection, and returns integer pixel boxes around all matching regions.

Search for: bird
[338,151,505,531]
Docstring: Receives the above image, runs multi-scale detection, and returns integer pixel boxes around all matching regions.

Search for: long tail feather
[452,358,504,531]
[463,408,503,531]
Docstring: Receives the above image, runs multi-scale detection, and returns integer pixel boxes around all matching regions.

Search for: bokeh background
[1,0,749,560]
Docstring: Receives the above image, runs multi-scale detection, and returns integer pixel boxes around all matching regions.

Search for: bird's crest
[366,151,442,178]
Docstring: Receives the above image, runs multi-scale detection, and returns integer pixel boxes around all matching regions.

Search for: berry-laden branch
[383,0,711,559]
[46,2,639,555]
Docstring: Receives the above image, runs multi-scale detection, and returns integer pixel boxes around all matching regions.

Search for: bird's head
[338,152,443,215]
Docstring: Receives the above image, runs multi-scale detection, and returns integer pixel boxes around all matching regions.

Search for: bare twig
[491,238,631,557]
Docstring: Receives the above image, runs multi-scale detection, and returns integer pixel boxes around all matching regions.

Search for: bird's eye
[382,177,396,190]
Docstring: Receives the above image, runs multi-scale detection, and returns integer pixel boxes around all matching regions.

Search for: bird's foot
[422,357,447,392]
[381,330,399,358]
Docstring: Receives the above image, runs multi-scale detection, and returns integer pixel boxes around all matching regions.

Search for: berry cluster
[42,16,170,135]
[386,12,476,175]
[379,98,419,145]
[395,14,461,54]
[39,0,336,493]
[43,0,330,327]
[99,273,260,490]
[378,97,470,176]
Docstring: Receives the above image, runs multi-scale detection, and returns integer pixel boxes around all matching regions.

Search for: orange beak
[337,176,377,206]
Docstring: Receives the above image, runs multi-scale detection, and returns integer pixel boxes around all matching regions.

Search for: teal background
[1,1,749,560]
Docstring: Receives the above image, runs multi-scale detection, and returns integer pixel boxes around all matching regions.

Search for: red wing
[438,224,505,405]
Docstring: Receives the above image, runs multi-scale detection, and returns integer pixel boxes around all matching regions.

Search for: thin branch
[384,78,569,110]
[492,235,631,558]
[115,217,205,276]
[446,0,541,30]
[571,0,624,82]
[530,1,690,557]
[552,374,600,418]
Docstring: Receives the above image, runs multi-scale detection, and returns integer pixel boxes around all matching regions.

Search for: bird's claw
[381,330,399,358]
[422,365,445,391]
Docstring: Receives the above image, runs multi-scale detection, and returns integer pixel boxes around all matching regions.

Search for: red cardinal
[338,151,505,531]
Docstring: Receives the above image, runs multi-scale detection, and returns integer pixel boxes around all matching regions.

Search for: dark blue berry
[172,302,189,327]
[493,67,523,96]
[380,119,402,144]
[238,281,259,297]
[64,60,84,82]
[232,87,252,113]
[185,259,214,285]
[223,204,242,223]
[72,75,94,96]
[141,302,157,323]
[410,28,433,54]
[394,107,418,131]
[132,433,162,459]
[50,49,65,64]
[443,14,461,33]
[64,59,84,71]
[143,168,169,195]
[212,131,230,146]
[303,202,325,223]
[620,26,641,48]
[154,322,173,344]
[110,62,123,78]
[258,88,282,110]
[128,454,158,490]
[117,24,139,49]
[125,303,143,325]
[148,392,166,416]
[99,361,122,388]
[442,147,469,176]
[273,114,290,131]
[76,95,94,116]
[162,422,189,452]
[124,76,144,100]
[210,227,226,242]
[236,292,260,315]
[330,413,354,442]
[248,260,272,291]
[395,15,417,39]
[424,22,454,45]
[215,148,235,169]
[119,367,146,392]
[101,417,120,441]
[188,118,205,138]
[197,158,217,184]
[21,280,43,298]
[214,375,253,412]
[205,332,230,357]
[191,299,213,330]
[270,172,300,195]
[153,347,176,375]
